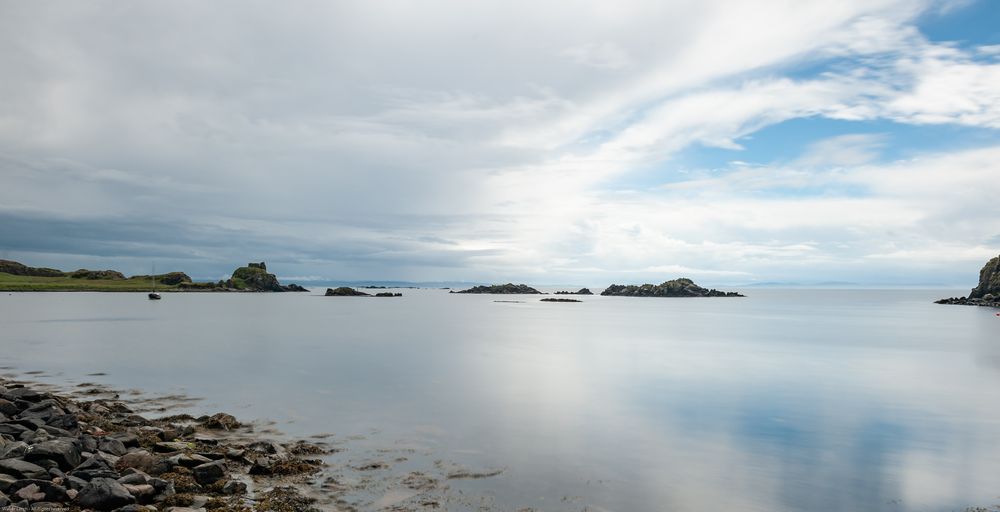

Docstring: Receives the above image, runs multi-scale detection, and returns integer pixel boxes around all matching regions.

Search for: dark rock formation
[541,298,581,303]
[375,292,402,297]
[69,269,127,280]
[936,254,1000,308]
[601,278,744,297]
[970,254,1000,299]
[555,288,593,295]
[325,287,370,296]
[452,283,543,294]
[224,262,307,292]
[0,260,64,277]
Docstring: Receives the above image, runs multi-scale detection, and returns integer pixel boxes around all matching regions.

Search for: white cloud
[0,0,997,284]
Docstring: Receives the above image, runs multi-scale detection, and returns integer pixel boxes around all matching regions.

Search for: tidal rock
[116,451,157,473]
[0,473,15,492]
[192,460,226,486]
[97,437,127,456]
[0,399,18,416]
[203,413,240,431]
[601,278,743,297]
[70,454,119,481]
[221,480,247,495]
[452,283,543,294]
[374,292,402,297]
[554,288,593,295]
[0,459,48,480]
[23,439,81,470]
[153,441,190,453]
[540,298,581,302]
[325,287,370,296]
[76,477,135,510]
[0,441,29,460]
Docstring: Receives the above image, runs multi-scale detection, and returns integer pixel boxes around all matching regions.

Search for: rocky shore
[0,378,328,511]
[936,254,1000,308]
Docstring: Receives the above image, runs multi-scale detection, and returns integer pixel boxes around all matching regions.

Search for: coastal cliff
[936,254,1000,307]
[601,278,743,297]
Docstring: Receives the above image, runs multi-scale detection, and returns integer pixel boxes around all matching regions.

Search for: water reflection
[1,290,999,511]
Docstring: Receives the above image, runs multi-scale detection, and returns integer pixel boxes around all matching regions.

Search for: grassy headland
[0,259,305,292]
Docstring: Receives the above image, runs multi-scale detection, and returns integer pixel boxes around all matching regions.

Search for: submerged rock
[541,298,581,303]
[601,278,743,297]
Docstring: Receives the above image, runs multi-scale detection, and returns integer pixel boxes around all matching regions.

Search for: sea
[1,288,999,512]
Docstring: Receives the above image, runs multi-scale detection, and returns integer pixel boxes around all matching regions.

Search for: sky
[1,0,999,286]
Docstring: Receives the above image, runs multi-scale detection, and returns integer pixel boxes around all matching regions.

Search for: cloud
[561,42,633,70]
[0,0,997,284]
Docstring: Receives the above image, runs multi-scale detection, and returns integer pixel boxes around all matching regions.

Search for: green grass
[0,272,183,292]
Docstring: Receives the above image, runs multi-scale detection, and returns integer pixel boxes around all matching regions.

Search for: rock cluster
[222,263,307,292]
[601,278,744,297]
[936,254,1000,308]
[540,298,581,303]
[0,379,326,511]
[325,287,369,296]
[554,288,593,295]
[451,284,543,294]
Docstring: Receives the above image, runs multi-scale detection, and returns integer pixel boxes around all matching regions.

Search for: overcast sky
[1,0,998,285]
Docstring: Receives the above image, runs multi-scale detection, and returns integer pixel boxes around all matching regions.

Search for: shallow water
[1,288,999,511]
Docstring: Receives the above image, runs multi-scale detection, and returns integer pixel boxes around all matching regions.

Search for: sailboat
[148,264,161,300]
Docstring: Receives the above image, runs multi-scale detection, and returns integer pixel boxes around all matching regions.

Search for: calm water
[1,289,999,511]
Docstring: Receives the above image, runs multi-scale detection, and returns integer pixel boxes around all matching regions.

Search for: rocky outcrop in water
[0,378,326,511]
[554,288,593,295]
[601,278,744,297]
[541,298,581,303]
[224,262,307,292]
[936,254,1000,308]
[325,287,370,296]
[451,283,543,294]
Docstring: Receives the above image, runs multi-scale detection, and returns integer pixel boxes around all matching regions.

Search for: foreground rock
[540,298,581,303]
[936,254,1000,308]
[451,283,543,294]
[554,288,593,295]
[601,278,744,297]
[325,286,370,296]
[0,378,327,511]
